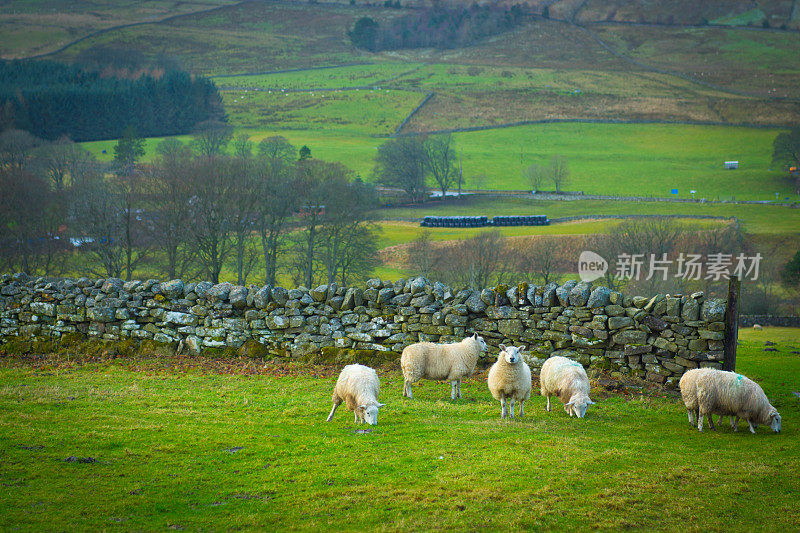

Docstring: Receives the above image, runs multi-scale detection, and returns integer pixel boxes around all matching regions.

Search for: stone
[101,278,124,294]
[608,316,634,330]
[701,299,726,322]
[642,315,668,332]
[30,302,55,317]
[498,319,524,337]
[271,286,289,307]
[586,286,611,308]
[160,279,185,299]
[666,297,680,317]
[699,329,724,341]
[612,329,647,345]
[569,281,592,307]
[229,286,248,309]
[466,291,487,313]
[542,283,558,306]
[310,285,328,302]
[604,304,625,317]
[164,311,197,326]
[681,298,700,321]
[88,307,115,323]
[556,280,577,306]
[253,286,271,309]
[408,277,427,295]
[378,288,395,304]
[207,283,232,303]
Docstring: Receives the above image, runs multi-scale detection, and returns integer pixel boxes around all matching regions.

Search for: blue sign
[671,188,678,195]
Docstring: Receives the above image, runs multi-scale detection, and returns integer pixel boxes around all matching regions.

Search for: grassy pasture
[380,196,800,235]
[0,0,236,58]
[221,87,425,136]
[212,63,422,90]
[0,328,798,530]
[590,24,800,98]
[82,122,794,201]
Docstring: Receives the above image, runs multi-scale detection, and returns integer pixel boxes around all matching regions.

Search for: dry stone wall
[0,273,728,387]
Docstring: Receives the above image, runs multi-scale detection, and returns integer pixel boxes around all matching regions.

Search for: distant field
[0,0,236,58]
[589,24,800,98]
[82,122,794,201]
[380,196,800,235]
[221,87,424,136]
[213,63,421,90]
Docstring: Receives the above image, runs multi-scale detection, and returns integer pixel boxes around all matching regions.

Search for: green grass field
[82,122,795,201]
[0,328,798,530]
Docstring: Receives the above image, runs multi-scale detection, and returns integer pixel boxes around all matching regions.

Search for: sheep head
[359,403,385,425]
[769,409,782,433]
[498,344,524,365]
[565,395,595,418]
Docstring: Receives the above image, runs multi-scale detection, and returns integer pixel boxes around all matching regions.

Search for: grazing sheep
[487,345,532,419]
[679,368,734,430]
[695,369,781,434]
[401,333,488,400]
[326,364,385,425]
[539,355,594,418]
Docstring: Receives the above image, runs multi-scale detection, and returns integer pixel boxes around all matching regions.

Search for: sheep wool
[679,368,733,430]
[695,369,781,434]
[401,333,488,400]
[327,364,385,426]
[539,355,594,418]
[487,345,532,418]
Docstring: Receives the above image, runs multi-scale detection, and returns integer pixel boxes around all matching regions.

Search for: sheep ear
[565,401,574,407]
[358,404,367,411]
[587,399,595,405]
[377,403,386,408]
[499,344,506,351]
[519,345,526,352]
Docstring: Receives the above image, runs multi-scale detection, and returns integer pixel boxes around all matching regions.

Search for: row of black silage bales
[420,215,549,227]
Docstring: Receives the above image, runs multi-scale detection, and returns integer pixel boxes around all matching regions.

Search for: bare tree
[318,178,379,285]
[192,120,233,158]
[71,171,126,278]
[375,136,427,203]
[0,166,48,274]
[150,139,197,279]
[0,129,39,170]
[230,150,260,285]
[256,136,298,286]
[525,237,558,285]
[436,230,511,290]
[186,156,236,283]
[424,134,456,199]
[407,230,440,279]
[524,162,547,192]
[549,155,569,193]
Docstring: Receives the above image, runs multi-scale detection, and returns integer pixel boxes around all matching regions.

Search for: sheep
[401,333,488,400]
[694,369,781,434]
[679,368,735,430]
[487,344,532,418]
[539,355,594,418]
[326,364,385,425]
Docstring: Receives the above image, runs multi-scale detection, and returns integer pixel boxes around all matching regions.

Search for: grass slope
[0,328,798,530]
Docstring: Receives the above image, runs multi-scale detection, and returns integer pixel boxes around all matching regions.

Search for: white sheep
[401,333,488,400]
[326,364,385,425]
[694,369,781,434]
[679,368,732,430]
[539,355,594,418]
[487,344,532,418]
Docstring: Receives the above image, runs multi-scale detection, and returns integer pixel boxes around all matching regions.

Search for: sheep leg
[748,420,756,434]
[326,402,340,422]
[509,399,515,419]
[354,411,360,424]
[450,381,458,400]
[709,415,716,430]
[686,409,695,426]
[697,412,704,431]
[404,380,413,399]
[457,379,462,399]
[500,396,507,419]
[519,400,525,418]
[731,416,739,431]
[546,396,551,412]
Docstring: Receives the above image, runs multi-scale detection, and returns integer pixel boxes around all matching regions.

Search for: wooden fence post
[722,277,741,371]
